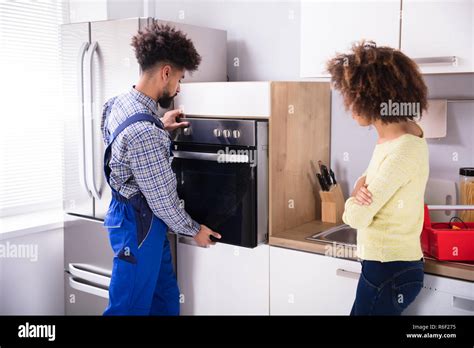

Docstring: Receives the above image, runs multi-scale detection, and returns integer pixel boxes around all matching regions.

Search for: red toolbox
[422,205,474,261]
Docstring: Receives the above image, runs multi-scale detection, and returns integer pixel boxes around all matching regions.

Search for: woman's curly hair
[131,23,201,72]
[326,40,428,124]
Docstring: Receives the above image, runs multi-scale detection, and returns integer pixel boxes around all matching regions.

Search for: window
[0,0,68,217]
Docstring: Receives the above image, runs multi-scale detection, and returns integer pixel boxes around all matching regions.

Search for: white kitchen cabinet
[270,246,360,315]
[401,0,474,74]
[175,82,271,118]
[404,273,474,315]
[300,0,401,78]
[270,246,474,315]
[177,238,270,315]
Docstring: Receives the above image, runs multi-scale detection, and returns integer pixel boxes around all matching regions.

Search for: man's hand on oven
[161,109,189,132]
[194,225,221,247]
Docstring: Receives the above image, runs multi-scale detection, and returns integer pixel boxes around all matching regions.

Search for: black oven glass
[172,157,257,247]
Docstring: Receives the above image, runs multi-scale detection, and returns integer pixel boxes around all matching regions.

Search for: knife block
[319,185,345,224]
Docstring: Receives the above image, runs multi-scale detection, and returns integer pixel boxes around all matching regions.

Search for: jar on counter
[460,167,474,222]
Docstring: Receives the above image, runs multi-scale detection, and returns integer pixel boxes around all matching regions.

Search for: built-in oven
[171,117,268,248]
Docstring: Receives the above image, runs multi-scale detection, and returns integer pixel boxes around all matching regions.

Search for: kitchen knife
[317,173,329,191]
[329,169,337,185]
[318,160,324,174]
[320,164,333,188]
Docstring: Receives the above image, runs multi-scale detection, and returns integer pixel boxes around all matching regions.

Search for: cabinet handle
[173,150,250,163]
[428,204,474,211]
[336,268,360,280]
[413,56,457,66]
[452,296,474,312]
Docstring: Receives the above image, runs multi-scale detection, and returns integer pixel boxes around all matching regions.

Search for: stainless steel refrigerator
[61,17,227,315]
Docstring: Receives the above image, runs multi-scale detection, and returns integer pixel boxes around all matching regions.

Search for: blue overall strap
[110,113,164,143]
[103,112,164,186]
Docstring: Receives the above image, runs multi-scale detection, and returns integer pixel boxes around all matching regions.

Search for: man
[101,23,221,316]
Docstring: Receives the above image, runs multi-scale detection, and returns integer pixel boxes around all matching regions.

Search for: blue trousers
[350,258,424,315]
[103,191,180,316]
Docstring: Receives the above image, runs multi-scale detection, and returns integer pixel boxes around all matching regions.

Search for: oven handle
[173,150,250,163]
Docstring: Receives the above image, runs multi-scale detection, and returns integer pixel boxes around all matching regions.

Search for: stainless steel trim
[256,121,269,244]
[69,263,111,287]
[428,205,474,210]
[173,117,257,146]
[306,224,357,247]
[452,296,474,312]
[173,150,250,163]
[336,268,360,280]
[78,42,91,198]
[85,41,101,200]
[69,276,109,299]
[139,17,152,30]
[413,56,458,66]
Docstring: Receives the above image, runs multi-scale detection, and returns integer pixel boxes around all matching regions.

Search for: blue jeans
[350,258,424,315]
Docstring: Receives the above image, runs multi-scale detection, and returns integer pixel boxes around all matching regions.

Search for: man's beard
[158,89,177,109]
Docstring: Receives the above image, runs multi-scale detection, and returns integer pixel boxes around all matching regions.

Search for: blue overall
[102,106,179,316]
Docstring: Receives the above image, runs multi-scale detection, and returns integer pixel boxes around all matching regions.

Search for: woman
[326,41,429,315]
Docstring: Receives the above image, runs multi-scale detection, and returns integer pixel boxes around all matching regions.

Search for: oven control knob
[232,130,241,139]
[223,129,231,138]
[213,128,222,137]
[183,127,192,136]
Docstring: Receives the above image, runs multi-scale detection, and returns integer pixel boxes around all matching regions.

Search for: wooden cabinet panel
[269,82,330,235]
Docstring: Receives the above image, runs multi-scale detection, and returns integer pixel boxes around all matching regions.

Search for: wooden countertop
[269,220,474,282]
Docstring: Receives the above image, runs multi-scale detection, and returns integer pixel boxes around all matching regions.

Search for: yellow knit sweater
[342,133,429,262]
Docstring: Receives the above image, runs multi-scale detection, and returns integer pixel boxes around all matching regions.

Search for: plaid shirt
[101,86,200,236]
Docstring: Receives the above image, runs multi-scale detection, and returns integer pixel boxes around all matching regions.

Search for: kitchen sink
[306,224,357,246]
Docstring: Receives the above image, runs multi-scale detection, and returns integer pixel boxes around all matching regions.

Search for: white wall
[69,0,108,22]
[154,0,300,81]
[0,228,64,315]
[107,0,145,20]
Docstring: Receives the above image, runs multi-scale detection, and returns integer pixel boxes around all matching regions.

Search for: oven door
[172,149,257,248]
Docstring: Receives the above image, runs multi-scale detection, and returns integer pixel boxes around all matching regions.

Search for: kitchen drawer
[177,238,270,315]
[404,273,474,315]
[270,246,360,315]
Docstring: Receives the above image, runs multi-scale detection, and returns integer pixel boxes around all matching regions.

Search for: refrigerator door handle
[78,42,91,198]
[85,41,101,200]
[68,276,109,299]
[68,263,111,287]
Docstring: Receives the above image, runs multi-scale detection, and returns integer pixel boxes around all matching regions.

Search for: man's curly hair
[131,23,201,72]
[326,40,428,124]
